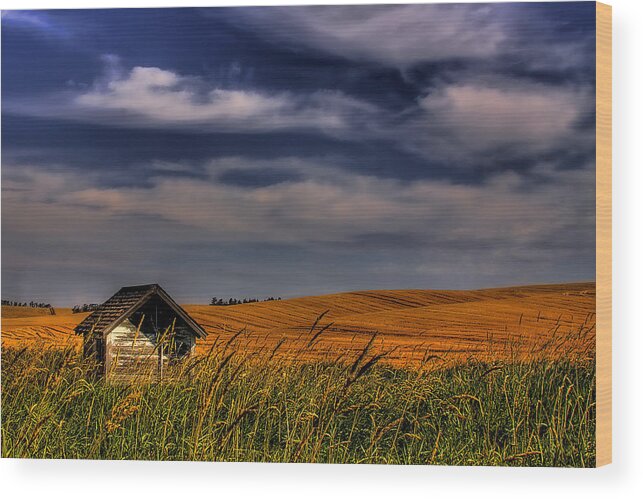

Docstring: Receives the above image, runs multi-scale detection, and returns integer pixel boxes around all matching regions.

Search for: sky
[1,3,596,306]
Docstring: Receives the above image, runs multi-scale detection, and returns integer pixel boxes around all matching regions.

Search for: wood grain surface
[596,1,612,467]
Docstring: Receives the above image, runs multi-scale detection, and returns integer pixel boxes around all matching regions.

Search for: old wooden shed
[74,284,206,380]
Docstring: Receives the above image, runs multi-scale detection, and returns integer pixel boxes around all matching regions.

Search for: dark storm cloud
[1,3,596,304]
[217,168,304,188]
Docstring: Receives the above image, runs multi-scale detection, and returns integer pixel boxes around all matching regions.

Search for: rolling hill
[1,282,595,366]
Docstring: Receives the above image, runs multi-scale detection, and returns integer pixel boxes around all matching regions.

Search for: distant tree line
[72,304,101,314]
[2,299,53,308]
[210,296,281,306]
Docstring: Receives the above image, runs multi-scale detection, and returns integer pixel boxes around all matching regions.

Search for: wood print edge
[596,0,612,468]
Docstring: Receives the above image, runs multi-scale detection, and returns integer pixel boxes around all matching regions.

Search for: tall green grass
[1,340,595,466]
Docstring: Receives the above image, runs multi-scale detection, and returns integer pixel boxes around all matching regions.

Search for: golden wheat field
[0,282,595,367]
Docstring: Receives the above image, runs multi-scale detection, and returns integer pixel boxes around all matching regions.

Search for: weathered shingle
[74,284,206,338]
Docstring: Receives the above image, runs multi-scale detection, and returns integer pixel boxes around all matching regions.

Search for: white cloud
[3,58,593,172]
[1,10,70,38]
[393,80,594,164]
[66,65,378,136]
[2,11,51,29]
[3,62,379,139]
[233,4,506,68]
[419,84,580,146]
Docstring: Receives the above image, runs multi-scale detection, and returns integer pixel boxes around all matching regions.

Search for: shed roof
[74,284,207,338]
